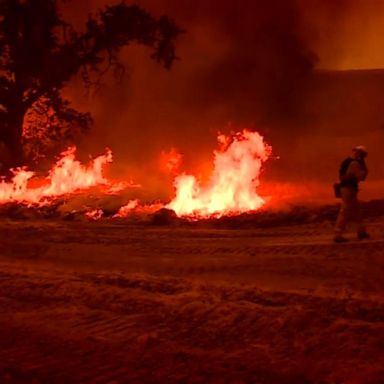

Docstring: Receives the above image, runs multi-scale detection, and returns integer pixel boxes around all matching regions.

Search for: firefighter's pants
[335,187,365,235]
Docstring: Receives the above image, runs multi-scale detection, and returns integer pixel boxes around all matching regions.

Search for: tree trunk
[0,108,25,174]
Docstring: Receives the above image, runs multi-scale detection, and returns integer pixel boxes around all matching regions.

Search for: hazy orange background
[60,0,384,203]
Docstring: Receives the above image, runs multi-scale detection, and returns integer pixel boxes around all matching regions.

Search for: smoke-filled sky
[66,0,384,70]
[62,0,384,198]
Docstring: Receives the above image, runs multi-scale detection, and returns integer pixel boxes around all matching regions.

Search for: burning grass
[0,129,273,221]
[167,130,271,218]
[0,147,115,204]
[1,128,384,227]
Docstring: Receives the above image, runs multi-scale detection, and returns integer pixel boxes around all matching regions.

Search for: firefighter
[334,145,370,243]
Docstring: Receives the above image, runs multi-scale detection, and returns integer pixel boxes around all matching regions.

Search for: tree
[0,0,180,169]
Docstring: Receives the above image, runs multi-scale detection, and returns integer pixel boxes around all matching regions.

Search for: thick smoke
[62,0,384,200]
[64,1,315,172]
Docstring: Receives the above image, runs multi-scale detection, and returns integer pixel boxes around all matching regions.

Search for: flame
[0,130,272,221]
[167,130,271,218]
[85,209,104,220]
[113,201,165,218]
[0,146,113,205]
[113,199,139,218]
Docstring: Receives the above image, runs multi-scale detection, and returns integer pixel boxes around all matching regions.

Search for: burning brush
[0,130,271,220]
[167,130,271,218]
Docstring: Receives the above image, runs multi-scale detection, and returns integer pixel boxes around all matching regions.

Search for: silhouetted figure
[334,146,369,243]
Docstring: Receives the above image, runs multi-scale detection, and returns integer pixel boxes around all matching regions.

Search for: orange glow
[0,146,113,205]
[167,130,271,218]
[159,148,183,174]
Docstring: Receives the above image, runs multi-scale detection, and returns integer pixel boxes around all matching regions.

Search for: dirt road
[0,217,383,383]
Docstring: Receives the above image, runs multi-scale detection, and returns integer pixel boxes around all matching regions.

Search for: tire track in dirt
[0,266,384,383]
[0,220,384,383]
[72,312,143,341]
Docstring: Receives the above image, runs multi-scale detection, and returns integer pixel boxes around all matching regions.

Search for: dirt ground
[0,215,383,384]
